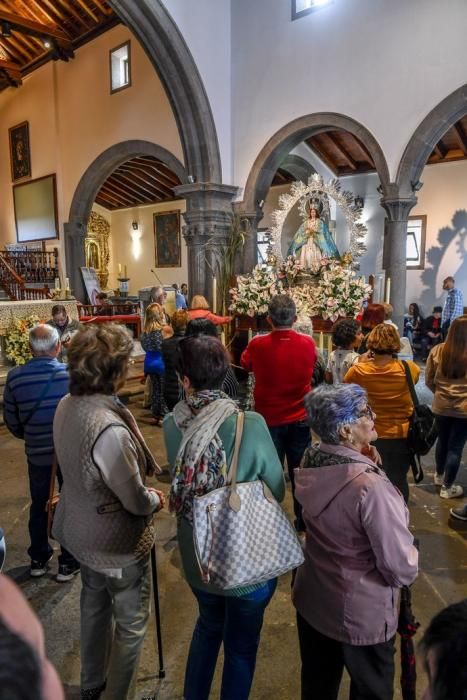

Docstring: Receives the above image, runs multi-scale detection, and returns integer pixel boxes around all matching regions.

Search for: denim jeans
[80,556,151,699]
[27,460,76,565]
[268,420,310,530]
[184,579,277,700]
[435,415,467,487]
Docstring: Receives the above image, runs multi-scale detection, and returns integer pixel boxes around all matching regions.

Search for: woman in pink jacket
[292,384,418,700]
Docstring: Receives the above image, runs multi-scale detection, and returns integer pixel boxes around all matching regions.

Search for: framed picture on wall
[9,121,31,181]
[13,174,59,243]
[154,210,181,267]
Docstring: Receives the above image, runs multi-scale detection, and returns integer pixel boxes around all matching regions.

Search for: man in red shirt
[241,295,317,530]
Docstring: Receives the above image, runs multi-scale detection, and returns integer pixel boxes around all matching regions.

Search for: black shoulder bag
[402,360,438,483]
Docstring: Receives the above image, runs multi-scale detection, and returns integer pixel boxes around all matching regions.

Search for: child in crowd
[325,318,361,384]
[141,303,172,425]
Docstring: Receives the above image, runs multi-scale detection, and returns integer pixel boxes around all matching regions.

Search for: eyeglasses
[357,404,375,420]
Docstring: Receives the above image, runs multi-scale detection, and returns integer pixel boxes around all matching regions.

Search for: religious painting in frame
[9,121,31,181]
[154,210,181,268]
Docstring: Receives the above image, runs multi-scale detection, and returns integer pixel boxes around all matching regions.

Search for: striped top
[3,356,69,466]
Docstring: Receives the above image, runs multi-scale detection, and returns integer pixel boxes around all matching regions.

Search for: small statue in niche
[287,197,340,267]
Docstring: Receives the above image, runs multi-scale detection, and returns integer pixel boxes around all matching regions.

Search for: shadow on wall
[419,209,467,313]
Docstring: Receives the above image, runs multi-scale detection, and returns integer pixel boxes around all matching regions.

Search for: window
[109,41,131,93]
[292,0,333,20]
[406,215,426,270]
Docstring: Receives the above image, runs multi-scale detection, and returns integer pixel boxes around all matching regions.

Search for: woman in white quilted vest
[163,335,285,700]
[52,324,165,700]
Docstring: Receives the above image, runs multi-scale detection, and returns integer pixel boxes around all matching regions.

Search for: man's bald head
[29,325,60,357]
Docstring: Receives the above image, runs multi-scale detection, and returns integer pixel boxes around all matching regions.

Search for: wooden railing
[1,248,59,283]
[0,253,52,301]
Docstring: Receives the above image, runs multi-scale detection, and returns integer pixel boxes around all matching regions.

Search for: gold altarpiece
[85,212,110,288]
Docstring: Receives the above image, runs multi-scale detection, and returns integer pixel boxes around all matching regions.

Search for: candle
[118,263,122,275]
[212,276,217,313]
[65,277,70,290]
[327,334,332,355]
[319,332,324,353]
[220,330,226,346]
[54,277,60,290]
[385,277,391,304]
[248,328,253,343]
[124,265,127,278]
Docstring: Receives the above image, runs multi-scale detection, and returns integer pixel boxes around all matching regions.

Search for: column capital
[380,196,417,222]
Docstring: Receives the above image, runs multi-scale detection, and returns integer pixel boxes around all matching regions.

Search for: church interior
[0,1,466,698]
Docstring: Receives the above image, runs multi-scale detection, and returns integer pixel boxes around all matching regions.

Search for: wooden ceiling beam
[323,132,357,171]
[54,0,90,28]
[115,169,164,199]
[453,123,467,156]
[0,9,73,50]
[98,184,132,207]
[348,136,375,167]
[102,175,154,203]
[119,164,174,198]
[434,138,448,159]
[74,0,99,23]
[128,162,178,189]
[0,37,22,61]
[6,35,33,61]
[131,157,181,184]
[0,58,22,77]
[305,137,339,175]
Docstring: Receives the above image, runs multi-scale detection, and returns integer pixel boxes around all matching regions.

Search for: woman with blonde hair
[425,315,467,508]
[345,323,420,501]
[188,294,232,326]
[141,303,171,426]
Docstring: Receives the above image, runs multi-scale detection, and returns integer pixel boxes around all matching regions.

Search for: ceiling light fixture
[1,22,12,38]
[43,39,51,49]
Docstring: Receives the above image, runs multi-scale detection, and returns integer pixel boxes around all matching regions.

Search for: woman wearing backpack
[344,324,420,502]
[425,315,467,506]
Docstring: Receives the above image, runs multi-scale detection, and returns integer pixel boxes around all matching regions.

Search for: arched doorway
[394,83,467,317]
[237,113,390,272]
[108,0,222,183]
[65,140,187,299]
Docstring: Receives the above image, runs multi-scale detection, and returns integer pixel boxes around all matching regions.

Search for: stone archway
[396,83,467,196]
[237,112,390,271]
[65,140,187,299]
[109,0,222,183]
[279,154,316,183]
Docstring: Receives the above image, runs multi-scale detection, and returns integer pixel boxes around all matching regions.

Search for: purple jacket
[292,443,418,645]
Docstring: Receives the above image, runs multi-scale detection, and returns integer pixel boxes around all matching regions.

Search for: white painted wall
[161,0,232,183]
[231,0,467,191]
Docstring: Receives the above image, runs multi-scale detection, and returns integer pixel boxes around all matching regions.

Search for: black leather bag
[402,361,438,483]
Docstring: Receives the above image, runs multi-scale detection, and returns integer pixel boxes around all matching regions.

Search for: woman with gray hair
[292,384,418,700]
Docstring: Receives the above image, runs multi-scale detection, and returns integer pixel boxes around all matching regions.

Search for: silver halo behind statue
[268,173,367,268]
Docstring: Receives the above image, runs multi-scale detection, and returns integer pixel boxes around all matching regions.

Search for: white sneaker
[440,484,464,499]
[434,473,444,486]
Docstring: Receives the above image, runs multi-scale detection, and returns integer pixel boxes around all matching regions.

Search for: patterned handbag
[192,412,304,590]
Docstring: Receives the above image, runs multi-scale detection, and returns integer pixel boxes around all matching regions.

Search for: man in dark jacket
[420,306,443,361]
[3,324,79,581]
[46,304,81,362]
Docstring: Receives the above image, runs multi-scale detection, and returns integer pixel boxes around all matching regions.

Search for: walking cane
[150,543,166,679]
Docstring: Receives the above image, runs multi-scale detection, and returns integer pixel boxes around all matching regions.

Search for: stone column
[173,183,239,305]
[232,206,264,274]
[63,220,87,302]
[380,196,417,331]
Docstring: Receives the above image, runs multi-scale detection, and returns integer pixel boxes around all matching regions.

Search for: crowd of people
[0,275,466,700]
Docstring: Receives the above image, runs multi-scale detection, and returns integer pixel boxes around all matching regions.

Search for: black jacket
[162,332,185,410]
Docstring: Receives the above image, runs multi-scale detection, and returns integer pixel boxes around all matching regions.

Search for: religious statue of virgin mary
[287,195,340,267]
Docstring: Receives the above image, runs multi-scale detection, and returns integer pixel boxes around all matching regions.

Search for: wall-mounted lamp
[132,221,139,230]
[257,199,265,209]
[354,196,364,209]
[1,22,12,38]
[411,180,423,192]
[187,175,196,184]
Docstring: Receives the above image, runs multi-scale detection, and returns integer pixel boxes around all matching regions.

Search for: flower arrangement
[229,265,278,316]
[229,257,371,322]
[5,315,40,365]
[305,259,372,321]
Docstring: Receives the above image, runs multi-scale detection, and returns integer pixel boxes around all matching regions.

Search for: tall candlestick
[319,332,324,353]
[248,328,253,343]
[54,277,60,291]
[65,277,70,290]
[327,334,332,355]
[385,277,391,304]
[212,276,217,313]
[124,265,127,278]
[220,330,226,346]
[118,263,122,275]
